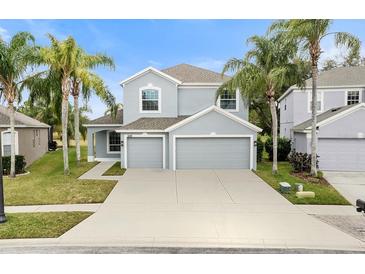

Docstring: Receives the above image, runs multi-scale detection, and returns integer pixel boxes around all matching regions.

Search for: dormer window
[139,85,161,113]
[218,89,239,112]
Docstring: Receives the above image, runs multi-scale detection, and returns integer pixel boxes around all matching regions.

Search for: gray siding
[127,137,163,168]
[178,87,249,120]
[318,108,365,138]
[95,130,121,160]
[280,92,294,139]
[123,71,178,124]
[176,137,250,169]
[293,132,309,153]
[169,110,258,170]
[282,87,365,138]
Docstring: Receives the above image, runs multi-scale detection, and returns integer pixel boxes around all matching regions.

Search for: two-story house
[85,64,262,170]
[278,66,365,171]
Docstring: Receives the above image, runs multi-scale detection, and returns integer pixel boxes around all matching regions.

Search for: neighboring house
[85,63,262,170]
[0,105,50,165]
[278,66,365,171]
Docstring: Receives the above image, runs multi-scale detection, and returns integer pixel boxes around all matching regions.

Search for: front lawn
[256,161,350,205]
[4,147,117,206]
[102,162,126,176]
[0,212,92,239]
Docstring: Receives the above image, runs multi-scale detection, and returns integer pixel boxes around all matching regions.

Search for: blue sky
[1,19,365,119]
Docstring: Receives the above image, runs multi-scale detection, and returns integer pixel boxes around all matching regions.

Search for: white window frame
[172,134,253,170]
[1,130,19,155]
[106,131,122,154]
[123,134,166,169]
[345,90,362,106]
[307,91,324,113]
[139,84,162,114]
[217,88,239,112]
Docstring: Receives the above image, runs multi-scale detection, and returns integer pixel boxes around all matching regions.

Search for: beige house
[0,105,50,166]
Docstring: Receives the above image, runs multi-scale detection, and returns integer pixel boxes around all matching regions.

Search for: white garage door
[176,137,251,169]
[127,137,163,168]
[318,138,365,171]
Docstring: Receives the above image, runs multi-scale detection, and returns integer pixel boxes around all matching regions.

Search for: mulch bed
[290,171,330,185]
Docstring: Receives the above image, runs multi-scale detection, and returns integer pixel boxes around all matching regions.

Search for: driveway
[60,169,364,250]
[324,172,365,205]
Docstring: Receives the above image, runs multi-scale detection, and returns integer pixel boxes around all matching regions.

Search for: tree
[322,59,338,71]
[0,32,39,177]
[37,35,80,175]
[270,20,360,176]
[218,35,306,174]
[70,48,115,164]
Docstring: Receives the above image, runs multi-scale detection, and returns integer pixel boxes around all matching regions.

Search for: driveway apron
[59,169,364,250]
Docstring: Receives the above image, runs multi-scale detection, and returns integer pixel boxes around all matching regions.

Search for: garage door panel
[128,137,163,168]
[318,138,365,171]
[176,137,250,169]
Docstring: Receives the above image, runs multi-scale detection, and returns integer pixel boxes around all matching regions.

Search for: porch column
[87,129,95,162]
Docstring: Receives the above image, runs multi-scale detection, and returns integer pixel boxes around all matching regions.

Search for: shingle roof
[293,104,357,132]
[87,109,123,125]
[279,66,365,102]
[0,105,50,128]
[118,116,189,131]
[161,63,230,83]
[304,66,365,87]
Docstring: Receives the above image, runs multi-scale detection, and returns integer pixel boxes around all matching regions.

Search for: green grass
[256,161,350,205]
[102,162,126,176]
[0,212,92,239]
[4,146,117,206]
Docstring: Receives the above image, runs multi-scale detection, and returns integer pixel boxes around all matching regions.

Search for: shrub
[256,137,264,162]
[288,150,319,173]
[2,155,27,175]
[264,136,291,161]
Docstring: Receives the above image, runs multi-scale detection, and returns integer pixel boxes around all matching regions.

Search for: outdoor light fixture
[0,137,6,223]
[254,140,258,146]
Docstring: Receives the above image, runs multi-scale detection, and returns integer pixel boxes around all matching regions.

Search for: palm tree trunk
[269,96,278,174]
[61,78,70,175]
[74,95,81,165]
[310,63,318,176]
[8,103,16,178]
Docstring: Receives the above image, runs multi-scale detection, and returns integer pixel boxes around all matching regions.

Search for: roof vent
[331,107,342,112]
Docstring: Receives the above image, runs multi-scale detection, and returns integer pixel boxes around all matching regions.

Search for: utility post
[0,136,7,223]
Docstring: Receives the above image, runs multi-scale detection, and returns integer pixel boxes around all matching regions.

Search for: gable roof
[120,67,182,86]
[165,105,262,132]
[293,103,365,132]
[0,105,50,128]
[278,66,365,102]
[84,109,124,127]
[161,63,230,84]
[116,116,189,132]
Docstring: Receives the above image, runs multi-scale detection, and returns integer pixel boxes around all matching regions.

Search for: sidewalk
[5,203,102,213]
[295,205,361,216]
[79,161,123,181]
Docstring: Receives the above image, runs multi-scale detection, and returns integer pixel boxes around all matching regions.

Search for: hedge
[2,155,27,175]
[256,137,264,162]
[264,136,291,161]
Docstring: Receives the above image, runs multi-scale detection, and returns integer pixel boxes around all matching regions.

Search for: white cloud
[0,26,10,41]
[192,58,226,72]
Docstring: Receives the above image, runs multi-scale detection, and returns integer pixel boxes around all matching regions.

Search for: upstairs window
[107,131,122,153]
[140,86,161,113]
[347,90,360,105]
[218,89,239,112]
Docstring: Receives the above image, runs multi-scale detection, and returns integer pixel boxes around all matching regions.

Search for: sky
[1,19,365,119]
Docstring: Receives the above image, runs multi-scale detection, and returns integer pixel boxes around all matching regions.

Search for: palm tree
[218,35,306,174]
[70,48,115,164]
[270,20,360,176]
[0,32,39,177]
[38,34,80,175]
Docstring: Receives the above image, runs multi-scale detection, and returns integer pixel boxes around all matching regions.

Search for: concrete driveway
[324,172,365,205]
[60,169,364,250]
